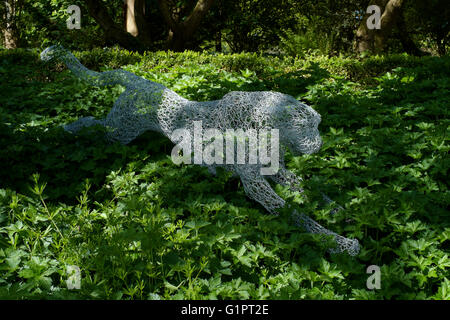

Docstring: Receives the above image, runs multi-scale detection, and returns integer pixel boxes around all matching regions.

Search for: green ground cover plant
[0,48,448,299]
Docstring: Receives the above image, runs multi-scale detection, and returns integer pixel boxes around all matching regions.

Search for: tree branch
[181,0,215,34]
[157,0,179,32]
[83,0,142,50]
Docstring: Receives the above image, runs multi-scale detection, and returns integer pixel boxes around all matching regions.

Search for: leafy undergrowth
[0,49,448,299]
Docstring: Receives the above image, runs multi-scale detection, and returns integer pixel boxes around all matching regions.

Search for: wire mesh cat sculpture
[41,45,360,256]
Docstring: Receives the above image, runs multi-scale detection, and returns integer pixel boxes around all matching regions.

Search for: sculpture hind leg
[64,90,159,145]
[63,116,106,134]
[292,210,360,256]
[62,106,143,145]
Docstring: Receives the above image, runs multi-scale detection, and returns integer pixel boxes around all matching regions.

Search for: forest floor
[0,49,448,299]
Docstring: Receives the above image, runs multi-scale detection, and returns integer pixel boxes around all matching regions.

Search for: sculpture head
[40,45,66,62]
[277,102,322,156]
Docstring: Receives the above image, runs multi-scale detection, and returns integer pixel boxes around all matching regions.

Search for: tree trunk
[123,0,152,45]
[124,0,138,37]
[158,0,214,51]
[4,25,18,49]
[3,0,21,49]
[215,29,221,52]
[84,0,143,50]
[355,0,406,54]
[396,9,428,56]
[436,38,446,56]
[134,0,153,45]
[435,23,450,56]
[373,0,405,51]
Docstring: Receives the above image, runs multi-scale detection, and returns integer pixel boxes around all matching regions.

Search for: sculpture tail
[40,45,141,89]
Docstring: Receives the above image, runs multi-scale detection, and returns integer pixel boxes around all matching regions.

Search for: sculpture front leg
[270,168,344,216]
[292,210,360,256]
[238,169,359,256]
[269,167,304,193]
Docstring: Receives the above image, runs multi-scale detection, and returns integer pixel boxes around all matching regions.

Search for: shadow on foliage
[0,123,172,203]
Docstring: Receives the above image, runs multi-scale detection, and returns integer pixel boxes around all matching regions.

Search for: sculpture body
[41,45,360,255]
